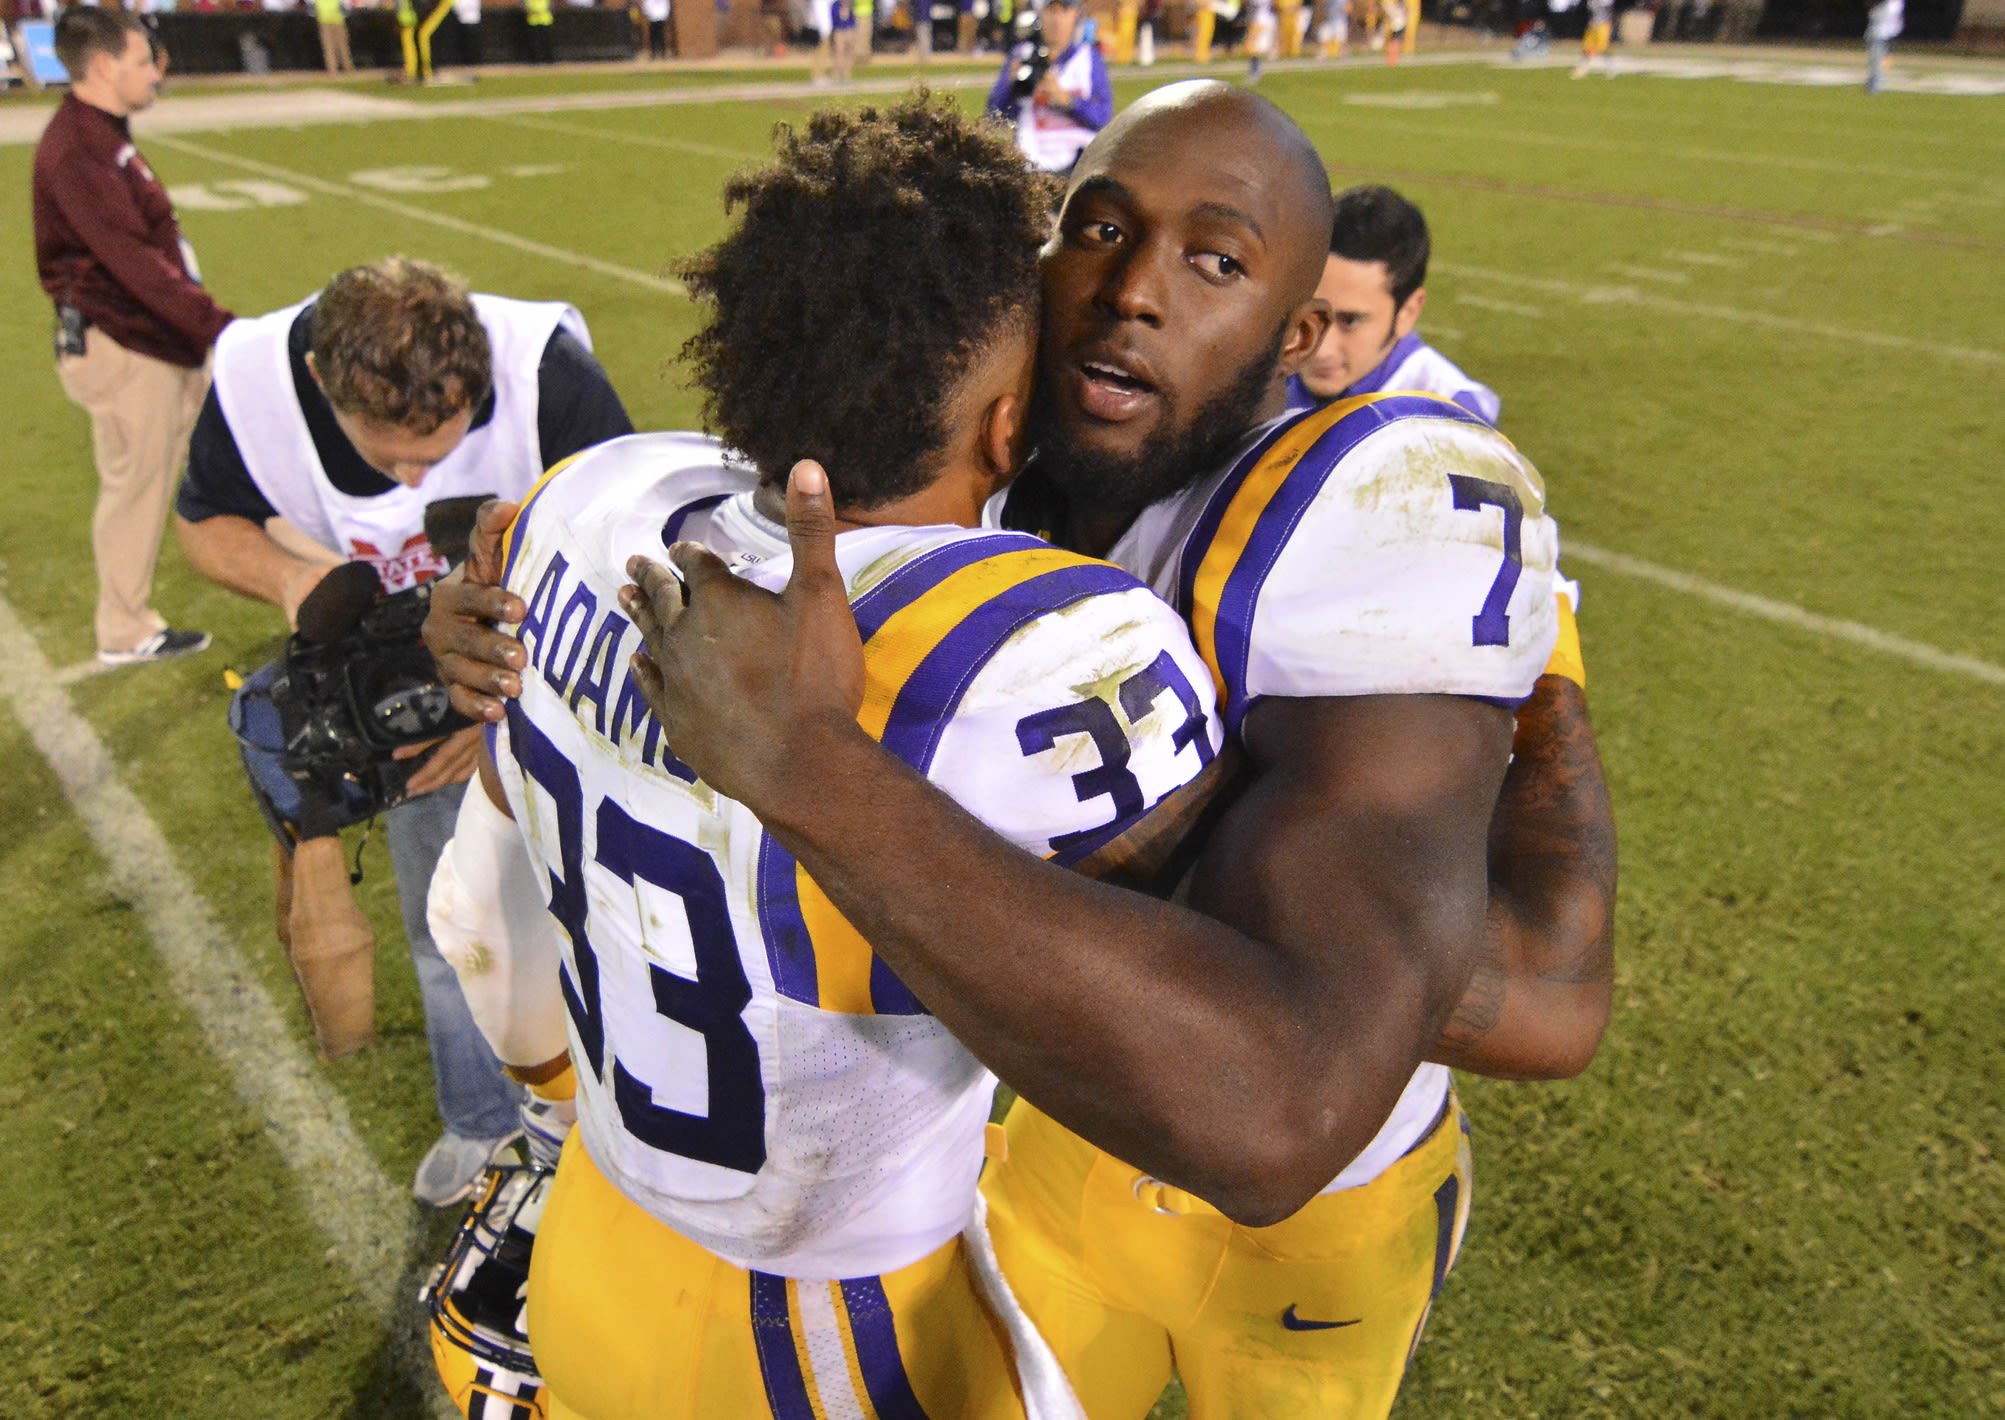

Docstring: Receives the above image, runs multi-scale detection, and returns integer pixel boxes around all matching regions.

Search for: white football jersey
[494,432,1223,1280]
[1000,391,1560,1193]
[1288,331,1502,427]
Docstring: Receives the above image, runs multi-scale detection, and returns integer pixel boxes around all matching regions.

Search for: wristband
[1542,589,1586,690]
[512,1056,578,1101]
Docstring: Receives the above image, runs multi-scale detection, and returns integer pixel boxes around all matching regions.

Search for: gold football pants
[980,1094,1472,1419]
[528,1133,1029,1419]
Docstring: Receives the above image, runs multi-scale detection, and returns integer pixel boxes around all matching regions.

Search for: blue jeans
[1866,36,1891,92]
[387,780,523,1139]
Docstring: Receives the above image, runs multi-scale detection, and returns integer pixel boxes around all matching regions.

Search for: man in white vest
[174,256,633,1207]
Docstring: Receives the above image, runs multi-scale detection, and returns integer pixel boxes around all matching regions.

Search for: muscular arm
[1436,674,1616,1079]
[694,693,1505,1226]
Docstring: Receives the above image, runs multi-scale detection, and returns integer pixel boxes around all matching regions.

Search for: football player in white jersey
[1287,184,1503,426]
[428,83,1614,1419]
[601,84,1616,1419]
[427,97,1228,1420]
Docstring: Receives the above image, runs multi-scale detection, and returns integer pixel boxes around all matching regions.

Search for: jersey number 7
[1448,473,1524,647]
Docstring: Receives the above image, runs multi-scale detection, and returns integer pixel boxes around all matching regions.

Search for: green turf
[2,50,2001,1417]
[0,53,1005,112]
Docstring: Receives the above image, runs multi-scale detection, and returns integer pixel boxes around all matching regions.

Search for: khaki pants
[56,328,210,655]
[318,19,354,71]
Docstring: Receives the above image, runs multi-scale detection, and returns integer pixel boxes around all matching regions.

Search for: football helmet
[421,1163,554,1420]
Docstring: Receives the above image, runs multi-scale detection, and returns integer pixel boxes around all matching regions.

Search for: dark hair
[54,6,143,81]
[675,94,1054,510]
[1330,184,1430,311]
[310,257,492,434]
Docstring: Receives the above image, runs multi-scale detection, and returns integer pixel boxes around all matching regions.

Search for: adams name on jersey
[492,432,1225,1281]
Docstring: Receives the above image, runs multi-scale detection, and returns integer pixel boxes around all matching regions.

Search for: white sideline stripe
[1437,262,2005,367]
[0,592,447,1410]
[53,658,114,686]
[0,51,1530,146]
[149,134,688,298]
[1565,542,2005,689]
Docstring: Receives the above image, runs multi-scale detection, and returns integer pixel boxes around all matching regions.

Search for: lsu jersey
[1286,331,1503,427]
[492,432,1224,1281]
[998,391,1559,1193]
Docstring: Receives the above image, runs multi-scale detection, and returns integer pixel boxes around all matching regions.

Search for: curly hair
[676,94,1056,510]
[310,257,492,435]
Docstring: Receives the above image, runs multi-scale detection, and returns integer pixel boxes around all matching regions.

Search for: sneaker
[98,627,212,666]
[413,1128,522,1208]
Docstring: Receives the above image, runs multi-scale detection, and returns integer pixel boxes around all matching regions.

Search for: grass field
[2,44,2002,1419]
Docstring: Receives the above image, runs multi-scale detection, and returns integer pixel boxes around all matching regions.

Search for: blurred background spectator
[987,0,1110,174]
[314,0,353,71]
[642,0,670,54]
[35,5,230,667]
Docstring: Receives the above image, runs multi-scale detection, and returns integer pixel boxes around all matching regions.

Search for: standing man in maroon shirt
[33,6,232,665]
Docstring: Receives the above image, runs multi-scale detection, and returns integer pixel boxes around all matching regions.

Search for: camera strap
[347,818,373,886]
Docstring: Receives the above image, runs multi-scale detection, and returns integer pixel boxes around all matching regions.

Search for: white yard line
[1452,291,1547,318]
[0,591,450,1413]
[3,54,1485,146]
[461,67,1001,116]
[1565,542,2005,689]
[1603,262,1690,284]
[148,135,688,298]
[1437,261,2005,368]
[486,111,763,162]
[1716,236,1801,256]
[1665,249,1744,268]
[452,52,1484,120]
[1297,106,1986,185]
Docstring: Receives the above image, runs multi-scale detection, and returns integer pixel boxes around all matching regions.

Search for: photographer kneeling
[174,256,633,1207]
[986,0,1111,174]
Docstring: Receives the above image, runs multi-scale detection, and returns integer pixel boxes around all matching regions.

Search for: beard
[1025,334,1284,523]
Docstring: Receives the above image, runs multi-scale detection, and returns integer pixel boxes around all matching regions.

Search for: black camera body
[233,495,488,842]
[271,576,469,823]
[1009,10,1050,100]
